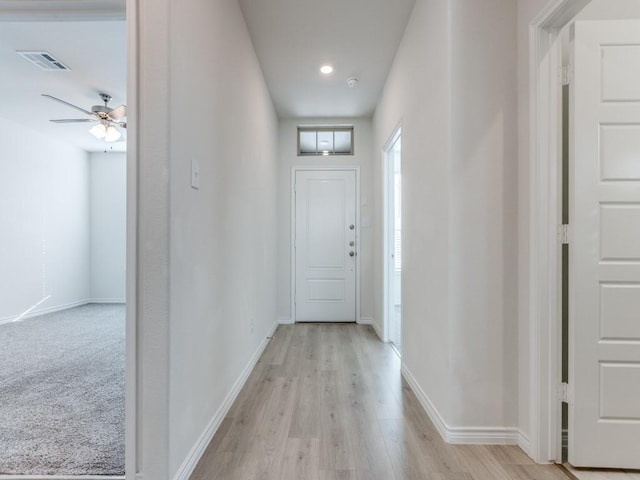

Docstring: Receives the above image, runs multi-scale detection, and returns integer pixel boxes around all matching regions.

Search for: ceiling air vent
[17,51,70,71]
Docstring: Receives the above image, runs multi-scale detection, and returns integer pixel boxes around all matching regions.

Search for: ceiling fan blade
[42,94,93,115]
[50,119,95,123]
[108,105,126,120]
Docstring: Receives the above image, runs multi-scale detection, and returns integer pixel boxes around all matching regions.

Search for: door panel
[569,20,640,468]
[600,45,640,101]
[599,283,640,340]
[599,125,640,180]
[294,170,356,322]
[599,363,640,419]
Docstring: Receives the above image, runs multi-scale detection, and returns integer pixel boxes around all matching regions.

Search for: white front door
[294,170,357,322]
[569,20,640,468]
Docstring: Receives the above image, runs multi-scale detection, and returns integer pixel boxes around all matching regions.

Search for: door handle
[349,241,355,247]
[349,251,356,257]
[349,224,355,230]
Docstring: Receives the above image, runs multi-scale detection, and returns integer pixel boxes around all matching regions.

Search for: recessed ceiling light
[320,65,334,75]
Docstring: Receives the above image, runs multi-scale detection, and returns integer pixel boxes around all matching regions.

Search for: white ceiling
[239,0,416,118]
[0,15,126,152]
[0,1,125,21]
[0,0,415,152]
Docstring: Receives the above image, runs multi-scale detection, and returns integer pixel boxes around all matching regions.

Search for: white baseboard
[172,319,279,480]
[357,317,373,325]
[0,299,90,326]
[447,426,520,445]
[278,317,293,324]
[401,363,450,441]
[370,318,384,341]
[401,364,520,445]
[89,298,126,304]
[519,430,532,457]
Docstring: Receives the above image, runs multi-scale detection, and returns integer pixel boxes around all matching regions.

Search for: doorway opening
[0,6,133,478]
[531,0,640,469]
[384,128,402,354]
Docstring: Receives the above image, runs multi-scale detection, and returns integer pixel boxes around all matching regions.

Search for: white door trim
[382,125,402,344]
[528,0,591,464]
[125,0,138,478]
[291,166,361,324]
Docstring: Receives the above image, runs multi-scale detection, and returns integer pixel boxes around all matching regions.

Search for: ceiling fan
[42,92,126,142]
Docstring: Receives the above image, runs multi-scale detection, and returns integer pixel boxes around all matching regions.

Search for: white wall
[0,116,90,322]
[449,0,519,431]
[166,0,279,477]
[373,0,453,421]
[277,118,373,323]
[90,152,126,302]
[373,0,518,435]
[0,120,126,322]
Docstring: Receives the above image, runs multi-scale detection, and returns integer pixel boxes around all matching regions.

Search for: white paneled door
[569,20,640,468]
[294,170,357,322]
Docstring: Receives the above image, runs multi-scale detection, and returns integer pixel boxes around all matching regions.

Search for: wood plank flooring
[191,324,572,480]
[563,464,640,480]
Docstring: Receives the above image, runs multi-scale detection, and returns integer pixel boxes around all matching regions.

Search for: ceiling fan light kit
[43,92,126,142]
[89,122,121,142]
[89,123,107,139]
[104,126,121,142]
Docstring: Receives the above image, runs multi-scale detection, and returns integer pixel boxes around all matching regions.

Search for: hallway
[190,324,570,480]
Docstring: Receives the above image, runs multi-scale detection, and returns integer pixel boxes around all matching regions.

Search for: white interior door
[569,20,640,468]
[294,170,357,322]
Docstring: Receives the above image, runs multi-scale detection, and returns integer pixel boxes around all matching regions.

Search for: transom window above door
[297,126,354,156]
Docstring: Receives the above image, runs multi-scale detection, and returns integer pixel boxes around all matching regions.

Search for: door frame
[290,166,361,324]
[528,0,591,464]
[125,0,138,478]
[383,125,402,344]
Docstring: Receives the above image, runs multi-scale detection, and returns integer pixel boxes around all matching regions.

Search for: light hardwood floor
[563,464,640,480]
[191,323,572,480]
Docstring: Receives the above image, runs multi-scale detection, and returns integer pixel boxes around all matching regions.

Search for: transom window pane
[317,131,334,155]
[298,127,353,156]
[299,130,317,153]
[334,130,352,154]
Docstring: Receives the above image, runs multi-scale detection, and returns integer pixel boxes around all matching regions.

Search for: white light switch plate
[191,159,200,189]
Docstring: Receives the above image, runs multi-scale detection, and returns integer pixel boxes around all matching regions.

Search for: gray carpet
[0,304,125,475]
